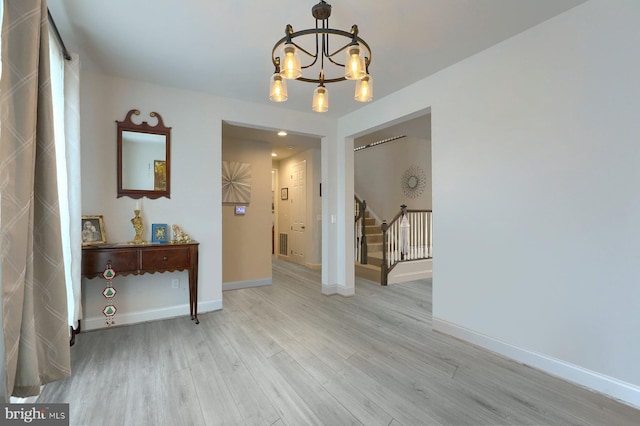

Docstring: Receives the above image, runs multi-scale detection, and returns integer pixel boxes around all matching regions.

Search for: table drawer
[141,247,190,270]
[82,249,138,275]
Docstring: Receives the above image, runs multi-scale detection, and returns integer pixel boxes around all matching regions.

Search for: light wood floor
[39,260,640,425]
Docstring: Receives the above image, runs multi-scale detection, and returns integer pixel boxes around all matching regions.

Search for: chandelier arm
[327,37,372,64]
[291,27,356,40]
[326,43,350,59]
[356,36,373,66]
[325,35,371,68]
[326,55,345,68]
[320,32,325,75]
[301,56,319,69]
[271,28,372,72]
[323,16,330,61]
[310,20,320,68]
[297,76,345,84]
[271,28,361,64]
[290,41,318,59]
[271,35,288,65]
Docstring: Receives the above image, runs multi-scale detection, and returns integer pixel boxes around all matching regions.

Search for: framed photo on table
[152,223,168,243]
[82,215,107,246]
[281,187,288,200]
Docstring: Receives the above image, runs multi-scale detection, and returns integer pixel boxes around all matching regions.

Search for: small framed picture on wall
[281,187,288,200]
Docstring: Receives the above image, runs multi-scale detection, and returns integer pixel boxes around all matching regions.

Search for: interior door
[290,160,307,263]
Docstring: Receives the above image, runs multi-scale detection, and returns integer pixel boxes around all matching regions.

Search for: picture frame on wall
[82,215,107,246]
[281,187,288,200]
[152,223,169,243]
[222,161,252,204]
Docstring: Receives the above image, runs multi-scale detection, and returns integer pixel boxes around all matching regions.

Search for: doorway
[353,113,432,285]
[290,160,307,263]
[221,122,322,291]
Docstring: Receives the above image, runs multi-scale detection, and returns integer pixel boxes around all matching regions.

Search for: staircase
[355,202,434,285]
[355,212,384,282]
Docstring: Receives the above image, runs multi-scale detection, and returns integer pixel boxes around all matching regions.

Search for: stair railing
[354,196,368,264]
[381,205,432,285]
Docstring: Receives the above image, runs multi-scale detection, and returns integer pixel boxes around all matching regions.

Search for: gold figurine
[129,209,145,244]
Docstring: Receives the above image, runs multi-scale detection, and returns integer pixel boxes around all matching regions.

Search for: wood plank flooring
[38,260,640,425]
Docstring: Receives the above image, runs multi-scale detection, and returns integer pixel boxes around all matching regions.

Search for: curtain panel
[0,0,71,398]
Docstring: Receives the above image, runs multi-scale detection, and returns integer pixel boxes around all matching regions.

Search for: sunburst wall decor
[401,165,427,199]
[222,161,252,204]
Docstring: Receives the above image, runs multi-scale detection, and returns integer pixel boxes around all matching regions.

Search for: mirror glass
[121,131,166,191]
[117,110,171,199]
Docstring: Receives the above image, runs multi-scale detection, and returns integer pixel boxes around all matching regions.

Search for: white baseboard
[433,317,640,409]
[322,283,337,295]
[337,285,355,297]
[223,277,271,291]
[83,299,222,331]
[388,259,432,284]
[322,283,355,297]
[388,269,432,284]
[10,394,40,403]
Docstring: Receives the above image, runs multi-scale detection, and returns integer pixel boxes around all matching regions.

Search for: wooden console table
[81,242,200,324]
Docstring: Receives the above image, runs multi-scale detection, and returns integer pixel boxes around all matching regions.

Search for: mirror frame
[116,109,171,199]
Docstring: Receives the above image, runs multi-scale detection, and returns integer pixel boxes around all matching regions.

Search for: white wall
[336,0,640,407]
[80,72,335,329]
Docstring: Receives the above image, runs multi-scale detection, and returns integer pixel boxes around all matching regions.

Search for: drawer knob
[163,256,168,261]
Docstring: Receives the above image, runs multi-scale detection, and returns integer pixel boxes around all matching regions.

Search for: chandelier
[269,0,373,112]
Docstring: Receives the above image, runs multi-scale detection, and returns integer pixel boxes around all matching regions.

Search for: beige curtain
[0,0,71,399]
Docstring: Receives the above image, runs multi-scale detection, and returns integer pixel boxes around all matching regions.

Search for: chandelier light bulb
[344,44,365,80]
[312,85,329,112]
[280,44,302,79]
[269,73,288,102]
[355,74,373,102]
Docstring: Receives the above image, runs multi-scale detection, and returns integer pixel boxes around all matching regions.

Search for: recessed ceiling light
[277,130,287,136]
[287,145,294,150]
[271,153,277,157]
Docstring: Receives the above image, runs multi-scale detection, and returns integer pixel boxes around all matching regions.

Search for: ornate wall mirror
[117,109,171,199]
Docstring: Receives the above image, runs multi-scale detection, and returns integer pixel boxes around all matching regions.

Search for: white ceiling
[223,122,322,160]
[48,0,585,154]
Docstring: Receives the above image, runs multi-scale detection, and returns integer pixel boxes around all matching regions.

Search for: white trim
[387,259,433,284]
[83,300,222,331]
[223,277,272,291]
[388,269,432,284]
[305,262,322,270]
[322,283,355,297]
[337,285,355,297]
[10,393,40,404]
[433,317,640,409]
[322,283,338,295]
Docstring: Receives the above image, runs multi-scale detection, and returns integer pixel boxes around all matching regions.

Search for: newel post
[361,200,368,264]
[400,204,407,261]
[381,220,388,286]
